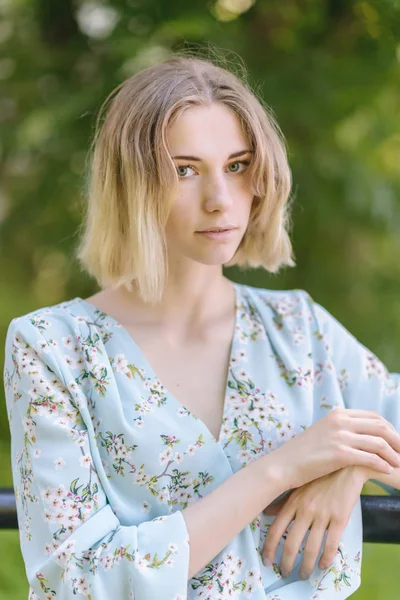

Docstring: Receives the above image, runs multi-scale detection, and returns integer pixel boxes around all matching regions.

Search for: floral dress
[3,282,400,600]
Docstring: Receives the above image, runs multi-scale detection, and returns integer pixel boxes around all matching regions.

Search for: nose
[202,174,233,212]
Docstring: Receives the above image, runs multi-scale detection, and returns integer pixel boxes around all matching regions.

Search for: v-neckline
[75,281,241,446]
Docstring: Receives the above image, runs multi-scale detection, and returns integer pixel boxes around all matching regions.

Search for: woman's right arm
[5,316,195,600]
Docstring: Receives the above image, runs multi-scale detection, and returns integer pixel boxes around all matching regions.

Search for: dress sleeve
[3,315,190,600]
[306,293,400,495]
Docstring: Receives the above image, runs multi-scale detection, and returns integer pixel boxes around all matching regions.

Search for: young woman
[4,53,400,600]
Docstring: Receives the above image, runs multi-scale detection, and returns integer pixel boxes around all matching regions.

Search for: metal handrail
[0,489,17,530]
[1,488,400,543]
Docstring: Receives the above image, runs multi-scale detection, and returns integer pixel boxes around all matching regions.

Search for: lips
[196,228,237,240]
[198,226,236,232]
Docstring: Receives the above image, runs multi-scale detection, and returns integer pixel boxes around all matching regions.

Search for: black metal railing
[0,489,17,530]
[1,488,400,543]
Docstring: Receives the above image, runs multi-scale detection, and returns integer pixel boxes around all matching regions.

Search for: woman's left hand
[262,466,370,580]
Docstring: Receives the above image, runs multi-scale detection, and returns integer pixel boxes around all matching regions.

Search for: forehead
[166,103,249,156]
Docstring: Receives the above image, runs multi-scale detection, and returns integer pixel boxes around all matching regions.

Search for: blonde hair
[75,48,295,305]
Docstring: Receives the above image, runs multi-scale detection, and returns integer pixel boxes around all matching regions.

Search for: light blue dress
[3,282,400,600]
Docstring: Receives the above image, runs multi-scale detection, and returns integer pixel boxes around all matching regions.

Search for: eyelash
[176,160,251,179]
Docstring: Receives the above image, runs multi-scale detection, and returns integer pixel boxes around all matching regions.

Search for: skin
[118,101,255,341]
[262,462,400,579]
[262,466,368,579]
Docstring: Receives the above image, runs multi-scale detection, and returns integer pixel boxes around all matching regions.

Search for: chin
[171,240,241,266]
[193,250,239,266]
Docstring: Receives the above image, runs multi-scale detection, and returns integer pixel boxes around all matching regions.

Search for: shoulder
[3,298,92,368]
[233,283,321,348]
[238,284,357,353]
[236,284,349,361]
[3,298,96,403]
[238,282,315,320]
[9,298,86,333]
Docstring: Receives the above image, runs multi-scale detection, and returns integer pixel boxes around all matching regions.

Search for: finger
[342,447,395,474]
[344,408,395,426]
[347,432,400,468]
[298,520,328,579]
[263,505,296,566]
[280,518,311,578]
[345,409,384,420]
[341,409,398,434]
[349,418,400,452]
[318,520,345,571]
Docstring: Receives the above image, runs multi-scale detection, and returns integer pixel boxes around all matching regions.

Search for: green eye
[176,160,250,178]
[229,161,250,173]
[176,165,196,178]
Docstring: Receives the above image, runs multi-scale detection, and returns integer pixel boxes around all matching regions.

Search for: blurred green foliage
[1,0,400,598]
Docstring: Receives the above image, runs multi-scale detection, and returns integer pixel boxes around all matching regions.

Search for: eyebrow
[171,149,254,161]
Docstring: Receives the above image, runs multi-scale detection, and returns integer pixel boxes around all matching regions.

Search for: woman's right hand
[265,407,400,490]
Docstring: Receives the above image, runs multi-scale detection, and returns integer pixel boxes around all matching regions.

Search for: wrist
[259,453,291,497]
[344,465,372,484]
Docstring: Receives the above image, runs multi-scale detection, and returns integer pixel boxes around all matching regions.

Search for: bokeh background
[1,0,400,598]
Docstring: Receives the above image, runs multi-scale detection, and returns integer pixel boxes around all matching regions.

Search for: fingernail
[263,557,272,566]
[299,571,307,580]
[281,568,289,578]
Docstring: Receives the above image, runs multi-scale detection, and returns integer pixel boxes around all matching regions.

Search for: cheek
[236,176,254,205]
[165,203,195,237]
[240,192,255,218]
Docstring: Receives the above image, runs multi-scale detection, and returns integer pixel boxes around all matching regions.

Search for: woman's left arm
[262,292,400,579]
[308,293,400,495]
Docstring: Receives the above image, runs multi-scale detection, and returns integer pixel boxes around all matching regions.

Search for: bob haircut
[76,50,295,305]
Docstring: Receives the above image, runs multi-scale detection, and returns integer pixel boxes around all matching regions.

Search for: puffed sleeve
[3,315,190,600]
[305,293,400,495]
